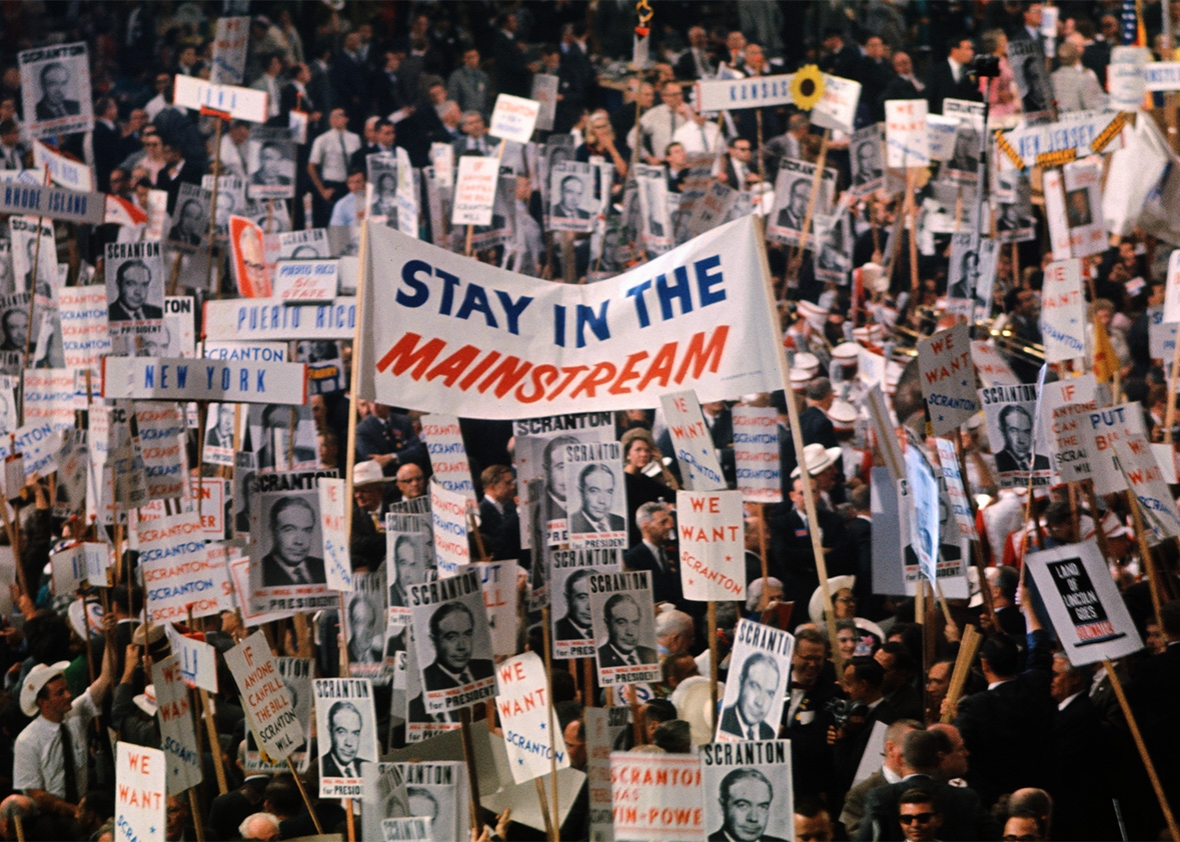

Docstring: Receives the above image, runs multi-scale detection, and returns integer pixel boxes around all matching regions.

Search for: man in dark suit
[492,12,533,98]
[1050,655,1118,842]
[596,593,657,667]
[674,26,714,81]
[350,460,393,571]
[800,379,839,448]
[333,32,371,133]
[155,138,204,213]
[877,51,924,122]
[624,501,680,606]
[783,628,842,797]
[422,602,495,690]
[349,119,397,174]
[1125,599,1180,830]
[108,260,163,322]
[954,617,1055,807]
[833,657,899,799]
[354,402,427,477]
[319,700,371,778]
[818,29,861,81]
[555,23,595,134]
[478,464,520,561]
[34,62,81,120]
[261,497,327,586]
[569,463,626,535]
[719,652,781,740]
[555,568,597,643]
[209,775,270,841]
[768,476,849,608]
[93,97,122,192]
[857,729,1000,841]
[926,36,983,114]
[993,405,1050,474]
[709,768,788,842]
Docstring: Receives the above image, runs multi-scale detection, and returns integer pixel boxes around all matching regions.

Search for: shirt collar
[1058,692,1082,711]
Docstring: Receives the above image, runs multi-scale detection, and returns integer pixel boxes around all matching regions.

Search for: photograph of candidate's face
[579,464,615,524]
[737,653,780,728]
[999,404,1033,459]
[717,769,776,842]
[0,307,28,352]
[605,595,641,653]
[430,602,476,674]
[324,700,364,767]
[565,570,594,629]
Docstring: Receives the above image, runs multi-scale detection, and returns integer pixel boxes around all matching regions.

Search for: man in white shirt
[219,121,252,179]
[308,108,361,227]
[635,81,693,165]
[14,636,116,820]
[329,169,367,229]
[672,107,723,156]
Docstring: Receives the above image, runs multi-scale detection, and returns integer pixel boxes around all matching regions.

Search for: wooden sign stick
[286,756,324,834]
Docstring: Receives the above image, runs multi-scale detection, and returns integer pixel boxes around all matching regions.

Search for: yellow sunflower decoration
[791,65,825,111]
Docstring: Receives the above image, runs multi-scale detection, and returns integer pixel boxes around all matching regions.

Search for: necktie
[292,567,307,585]
[699,124,708,150]
[60,724,78,803]
[747,725,756,740]
[657,547,667,575]
[338,131,348,171]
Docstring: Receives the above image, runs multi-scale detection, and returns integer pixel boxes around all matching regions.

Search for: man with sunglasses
[897,790,943,842]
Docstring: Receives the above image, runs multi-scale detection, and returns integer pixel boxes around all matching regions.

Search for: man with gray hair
[625,501,680,604]
[656,609,694,656]
[239,812,281,842]
[1051,40,1106,112]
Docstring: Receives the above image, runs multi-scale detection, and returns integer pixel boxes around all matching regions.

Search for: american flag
[1120,0,1145,46]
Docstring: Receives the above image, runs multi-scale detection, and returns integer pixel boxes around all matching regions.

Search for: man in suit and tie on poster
[35,62,81,119]
[596,593,658,667]
[710,768,788,842]
[422,601,494,691]
[319,701,371,778]
[719,652,781,740]
[555,569,597,643]
[261,497,326,586]
[552,174,591,221]
[994,405,1050,474]
[570,463,626,535]
[108,260,163,321]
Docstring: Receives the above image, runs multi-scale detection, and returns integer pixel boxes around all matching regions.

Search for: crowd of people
[0,1,1178,841]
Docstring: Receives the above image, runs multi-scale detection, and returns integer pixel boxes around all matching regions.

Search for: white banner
[490,94,540,144]
[224,630,304,761]
[1144,61,1180,91]
[694,74,795,112]
[173,74,268,122]
[1109,47,1150,111]
[610,753,704,842]
[1116,438,1180,541]
[0,420,63,478]
[917,323,978,435]
[319,478,352,591]
[152,655,204,794]
[203,297,357,341]
[363,215,782,419]
[495,651,569,784]
[732,405,781,503]
[1040,258,1086,362]
[1025,542,1144,665]
[660,391,727,491]
[59,286,111,373]
[676,489,745,602]
[0,182,105,223]
[116,744,165,842]
[102,356,308,405]
[141,515,232,624]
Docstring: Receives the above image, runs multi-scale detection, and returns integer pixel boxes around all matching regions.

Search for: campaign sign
[140,514,232,623]
[173,74,268,122]
[610,753,704,842]
[661,391,726,491]
[917,323,978,435]
[933,439,978,540]
[1042,374,1098,482]
[164,625,219,693]
[421,414,475,500]
[495,651,569,784]
[731,405,781,503]
[314,678,379,799]
[489,94,541,145]
[694,73,795,111]
[451,156,498,226]
[1026,541,1144,665]
[102,356,308,405]
[224,630,304,761]
[1040,259,1086,362]
[885,99,929,167]
[203,296,357,341]
[1080,402,1148,495]
[429,480,471,577]
[676,489,745,602]
[1116,438,1180,541]
[273,259,338,304]
[319,478,353,592]
[700,742,793,842]
[151,655,204,794]
[116,743,165,842]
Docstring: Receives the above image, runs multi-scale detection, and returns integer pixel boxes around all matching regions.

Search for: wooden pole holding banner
[1165,327,1180,444]
[199,688,228,794]
[758,503,770,610]
[907,169,920,301]
[788,128,832,276]
[752,216,843,671]
[940,623,980,722]
[458,706,484,832]
[539,605,559,841]
[1103,657,1180,841]
[205,116,225,296]
[12,814,23,842]
[1126,489,1165,630]
[707,601,719,733]
[342,192,373,542]
[166,249,184,297]
[187,788,206,842]
[22,168,52,365]
[534,778,556,842]
[286,756,324,834]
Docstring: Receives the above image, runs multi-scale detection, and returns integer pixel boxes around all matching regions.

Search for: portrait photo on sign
[702,743,794,842]
[169,184,209,249]
[388,529,437,613]
[203,401,242,463]
[19,43,93,138]
[850,125,883,195]
[589,574,659,683]
[391,764,465,842]
[247,127,296,198]
[278,229,330,259]
[814,210,852,281]
[515,421,615,547]
[552,565,600,650]
[367,153,398,226]
[247,403,318,472]
[314,679,379,786]
[1009,39,1052,116]
[247,199,292,234]
[980,384,1051,489]
[995,170,1036,243]
[253,489,326,588]
[343,570,388,671]
[717,619,793,742]
[768,159,834,246]
[104,244,164,323]
[0,294,30,353]
[0,242,12,295]
[408,580,496,714]
[10,218,58,301]
[564,449,627,540]
[547,161,595,231]
[231,453,258,537]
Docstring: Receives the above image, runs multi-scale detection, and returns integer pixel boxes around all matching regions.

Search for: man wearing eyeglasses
[897,789,943,842]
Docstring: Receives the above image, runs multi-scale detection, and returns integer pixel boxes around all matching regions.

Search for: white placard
[102,356,308,405]
[1144,61,1180,91]
[203,296,357,341]
[495,652,569,784]
[731,405,781,503]
[164,625,219,692]
[885,99,930,167]
[660,391,726,491]
[210,17,250,85]
[116,743,165,842]
[1116,438,1180,541]
[676,489,745,602]
[152,655,204,794]
[1025,541,1144,665]
[1040,258,1086,362]
[273,259,338,304]
[1080,402,1147,495]
[917,323,978,435]
[610,753,704,842]
[451,156,498,226]
[811,74,861,135]
[933,438,979,540]
[421,414,474,500]
[1164,250,1180,323]
[173,74,268,122]
[1043,374,1098,483]
[489,94,541,145]
[141,515,232,624]
[33,140,94,192]
[224,630,305,761]
[314,678,379,798]
[320,477,352,592]
[430,480,470,577]
[694,73,795,112]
